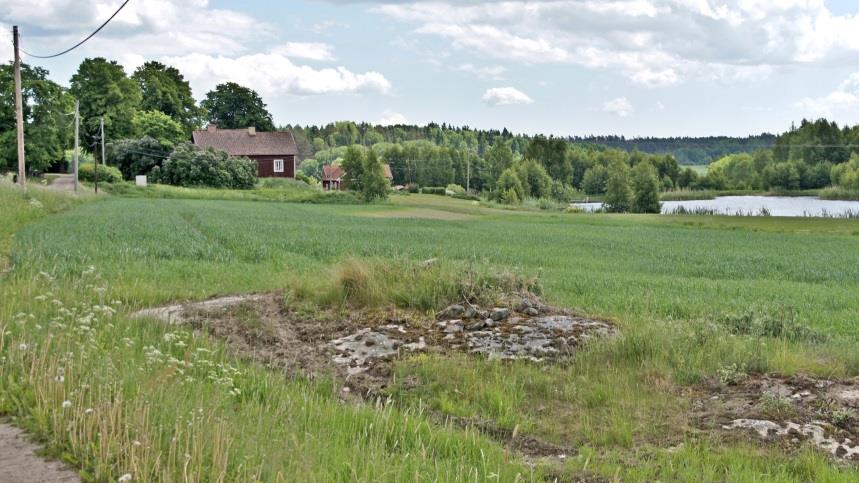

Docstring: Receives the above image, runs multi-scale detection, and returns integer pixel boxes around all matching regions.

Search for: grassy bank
[660,189,821,201]
[820,187,859,201]
[99,180,361,204]
[3,186,859,480]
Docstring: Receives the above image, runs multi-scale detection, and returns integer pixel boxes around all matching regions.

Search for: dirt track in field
[0,423,79,483]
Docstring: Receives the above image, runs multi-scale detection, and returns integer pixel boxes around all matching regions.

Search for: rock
[443,320,464,333]
[490,308,510,321]
[466,320,487,331]
[437,304,465,320]
[523,307,540,316]
[515,299,533,312]
[463,306,480,319]
[484,318,496,328]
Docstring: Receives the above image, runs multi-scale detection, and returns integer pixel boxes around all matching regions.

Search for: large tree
[70,58,141,154]
[0,63,74,172]
[201,82,275,131]
[132,61,201,134]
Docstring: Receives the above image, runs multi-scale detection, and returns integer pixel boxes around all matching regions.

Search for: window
[273,159,284,173]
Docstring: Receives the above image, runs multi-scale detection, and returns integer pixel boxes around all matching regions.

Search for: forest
[4,57,859,206]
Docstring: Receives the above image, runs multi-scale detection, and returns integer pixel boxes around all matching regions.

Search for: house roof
[192,127,298,157]
[322,164,393,181]
[322,165,345,181]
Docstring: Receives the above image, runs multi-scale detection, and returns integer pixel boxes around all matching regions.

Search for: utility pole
[95,117,104,194]
[73,100,80,193]
[466,157,471,193]
[12,26,26,189]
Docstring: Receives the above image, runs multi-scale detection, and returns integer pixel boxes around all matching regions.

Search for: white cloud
[3,0,272,60]
[378,110,408,125]
[165,51,392,97]
[273,42,336,61]
[602,97,634,117]
[378,1,859,86]
[482,87,533,106]
[453,63,506,80]
[795,73,859,116]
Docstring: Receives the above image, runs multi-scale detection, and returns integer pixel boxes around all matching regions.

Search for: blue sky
[3,0,859,137]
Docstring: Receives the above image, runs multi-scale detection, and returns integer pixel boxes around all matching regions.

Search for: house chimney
[207,123,217,132]
[248,126,256,136]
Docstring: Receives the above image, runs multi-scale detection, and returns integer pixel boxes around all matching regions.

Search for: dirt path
[0,423,80,483]
[44,174,76,192]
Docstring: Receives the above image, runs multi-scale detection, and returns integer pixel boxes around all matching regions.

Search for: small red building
[322,164,345,191]
[192,125,298,178]
[321,164,394,191]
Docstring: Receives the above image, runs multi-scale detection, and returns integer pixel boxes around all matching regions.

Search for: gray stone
[466,320,487,331]
[490,308,510,321]
[523,307,540,316]
[437,304,465,319]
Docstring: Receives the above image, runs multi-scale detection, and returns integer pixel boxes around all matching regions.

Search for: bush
[152,143,257,189]
[78,163,122,184]
[406,183,420,193]
[107,137,171,180]
[445,184,466,196]
[496,168,525,204]
[421,187,446,195]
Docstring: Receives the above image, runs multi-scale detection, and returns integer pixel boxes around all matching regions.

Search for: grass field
[3,187,859,481]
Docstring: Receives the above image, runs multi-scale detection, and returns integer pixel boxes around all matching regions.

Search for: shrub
[496,168,525,204]
[152,143,257,189]
[445,184,466,196]
[107,137,171,180]
[406,183,420,193]
[78,163,122,184]
[420,187,446,195]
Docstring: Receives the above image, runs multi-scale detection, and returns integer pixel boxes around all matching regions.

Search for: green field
[2,186,859,481]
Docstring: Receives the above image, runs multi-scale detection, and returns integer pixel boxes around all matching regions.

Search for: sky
[3,0,859,137]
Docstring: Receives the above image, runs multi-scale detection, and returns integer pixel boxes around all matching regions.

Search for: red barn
[192,125,298,178]
[321,164,394,191]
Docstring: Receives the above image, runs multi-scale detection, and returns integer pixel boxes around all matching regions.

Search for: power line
[18,0,133,59]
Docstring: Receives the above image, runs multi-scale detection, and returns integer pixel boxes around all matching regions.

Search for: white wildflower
[61,400,72,409]
[18,343,28,351]
[118,473,132,482]
[85,408,94,415]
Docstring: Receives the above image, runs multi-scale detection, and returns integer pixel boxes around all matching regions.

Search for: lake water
[574,196,859,218]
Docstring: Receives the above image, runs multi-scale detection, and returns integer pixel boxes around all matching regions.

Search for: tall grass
[297,257,538,310]
[100,181,361,204]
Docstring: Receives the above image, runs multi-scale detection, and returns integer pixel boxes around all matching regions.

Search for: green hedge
[79,163,123,184]
[420,187,446,195]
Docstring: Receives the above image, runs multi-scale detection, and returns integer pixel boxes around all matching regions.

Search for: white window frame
[273,159,284,173]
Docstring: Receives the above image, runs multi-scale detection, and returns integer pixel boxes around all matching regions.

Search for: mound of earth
[693,374,859,461]
[132,293,614,396]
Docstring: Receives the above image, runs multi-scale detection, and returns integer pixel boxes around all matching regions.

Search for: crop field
[3,188,859,481]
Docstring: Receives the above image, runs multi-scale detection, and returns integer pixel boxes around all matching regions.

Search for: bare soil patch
[0,422,80,483]
[692,374,859,461]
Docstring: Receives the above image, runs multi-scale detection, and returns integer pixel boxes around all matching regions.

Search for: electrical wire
[18,0,133,59]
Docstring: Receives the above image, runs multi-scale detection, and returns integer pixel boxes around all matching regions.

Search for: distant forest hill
[566,135,778,166]
[286,122,776,166]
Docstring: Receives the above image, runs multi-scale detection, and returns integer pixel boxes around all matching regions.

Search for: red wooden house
[192,125,298,178]
[322,164,393,191]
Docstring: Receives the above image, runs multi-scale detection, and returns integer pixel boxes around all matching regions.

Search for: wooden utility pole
[95,117,104,194]
[73,101,80,192]
[12,26,26,189]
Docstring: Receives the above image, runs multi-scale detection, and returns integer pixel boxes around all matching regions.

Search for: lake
[574,196,859,217]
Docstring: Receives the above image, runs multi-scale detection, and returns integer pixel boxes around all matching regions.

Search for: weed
[717,363,747,386]
[759,393,797,420]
